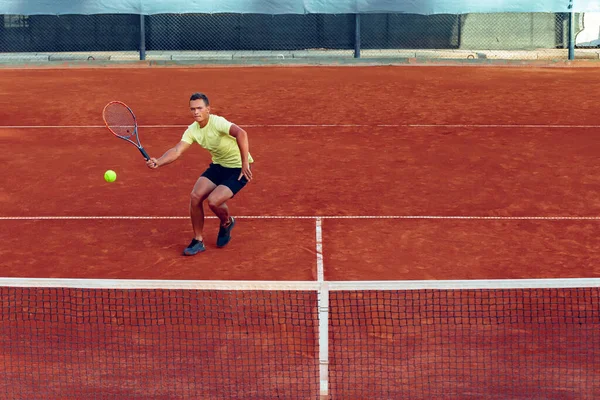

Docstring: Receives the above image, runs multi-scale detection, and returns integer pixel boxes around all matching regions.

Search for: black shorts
[201,163,249,196]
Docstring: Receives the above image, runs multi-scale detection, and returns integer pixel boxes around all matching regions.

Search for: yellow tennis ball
[104,170,117,183]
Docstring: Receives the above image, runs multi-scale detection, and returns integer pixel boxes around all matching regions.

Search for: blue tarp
[1,0,598,15]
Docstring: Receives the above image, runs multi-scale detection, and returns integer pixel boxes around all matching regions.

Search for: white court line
[1,123,600,129]
[315,218,324,282]
[1,215,600,220]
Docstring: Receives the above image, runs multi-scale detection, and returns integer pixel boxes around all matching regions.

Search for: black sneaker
[183,239,206,256]
[216,217,236,248]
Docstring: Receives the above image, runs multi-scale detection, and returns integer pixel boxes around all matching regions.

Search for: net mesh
[329,288,600,399]
[103,103,136,139]
[1,280,599,399]
[0,286,319,399]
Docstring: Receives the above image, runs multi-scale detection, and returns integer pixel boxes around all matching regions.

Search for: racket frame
[102,101,150,160]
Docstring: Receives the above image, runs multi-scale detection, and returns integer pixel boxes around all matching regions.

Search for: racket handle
[139,147,150,161]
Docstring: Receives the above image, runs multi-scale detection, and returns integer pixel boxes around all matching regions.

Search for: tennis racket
[102,101,150,161]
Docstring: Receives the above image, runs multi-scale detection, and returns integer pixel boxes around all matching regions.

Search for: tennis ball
[104,170,117,183]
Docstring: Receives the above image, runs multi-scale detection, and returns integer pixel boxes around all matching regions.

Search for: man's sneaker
[217,217,236,247]
[183,239,206,256]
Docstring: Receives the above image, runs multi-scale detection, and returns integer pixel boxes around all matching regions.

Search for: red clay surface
[324,219,600,281]
[2,66,600,278]
[0,218,317,280]
[2,65,600,399]
[3,124,600,218]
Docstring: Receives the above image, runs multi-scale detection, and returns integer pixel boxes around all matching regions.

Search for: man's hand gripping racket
[102,101,151,162]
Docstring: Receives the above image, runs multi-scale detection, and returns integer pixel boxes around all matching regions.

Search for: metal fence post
[568,11,575,60]
[567,0,575,60]
[140,14,146,60]
[354,14,361,58]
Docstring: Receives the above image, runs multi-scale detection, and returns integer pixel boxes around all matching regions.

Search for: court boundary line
[2,215,600,220]
[2,123,600,129]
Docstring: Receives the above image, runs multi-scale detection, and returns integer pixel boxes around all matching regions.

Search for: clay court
[2,64,600,399]
[2,65,600,280]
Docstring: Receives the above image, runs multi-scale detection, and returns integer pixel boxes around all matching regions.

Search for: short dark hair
[190,92,209,105]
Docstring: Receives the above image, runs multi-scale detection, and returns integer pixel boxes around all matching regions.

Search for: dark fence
[0,13,590,60]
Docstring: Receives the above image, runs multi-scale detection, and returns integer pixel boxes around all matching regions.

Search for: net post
[318,281,329,399]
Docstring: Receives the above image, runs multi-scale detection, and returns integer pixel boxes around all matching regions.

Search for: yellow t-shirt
[181,114,254,168]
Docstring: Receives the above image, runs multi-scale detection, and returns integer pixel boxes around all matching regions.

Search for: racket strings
[104,104,136,139]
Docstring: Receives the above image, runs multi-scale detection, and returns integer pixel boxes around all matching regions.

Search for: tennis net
[1,278,599,399]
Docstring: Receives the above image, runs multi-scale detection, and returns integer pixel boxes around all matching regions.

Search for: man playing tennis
[146,92,253,256]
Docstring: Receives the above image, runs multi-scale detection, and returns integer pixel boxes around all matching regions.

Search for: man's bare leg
[207,185,236,247]
[190,177,217,241]
[207,185,234,226]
